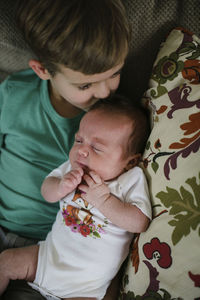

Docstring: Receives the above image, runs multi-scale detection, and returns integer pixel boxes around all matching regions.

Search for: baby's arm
[0,245,39,295]
[41,167,84,203]
[98,194,149,233]
[79,171,149,233]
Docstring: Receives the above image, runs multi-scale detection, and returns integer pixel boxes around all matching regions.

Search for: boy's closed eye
[77,68,122,91]
[78,83,92,91]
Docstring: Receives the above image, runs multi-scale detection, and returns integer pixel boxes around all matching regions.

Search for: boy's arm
[79,171,150,233]
[41,168,83,203]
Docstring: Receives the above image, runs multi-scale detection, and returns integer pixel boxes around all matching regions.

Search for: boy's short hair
[16,0,130,76]
[90,94,150,156]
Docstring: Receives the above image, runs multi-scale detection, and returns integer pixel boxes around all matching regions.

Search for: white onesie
[30,161,152,300]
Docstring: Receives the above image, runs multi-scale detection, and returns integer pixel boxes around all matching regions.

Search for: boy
[0,95,152,299]
[0,0,130,298]
[0,0,129,244]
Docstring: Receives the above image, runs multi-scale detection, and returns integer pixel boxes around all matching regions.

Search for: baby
[0,95,152,300]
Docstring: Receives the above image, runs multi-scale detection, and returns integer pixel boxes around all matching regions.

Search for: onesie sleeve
[118,167,152,220]
[46,160,71,178]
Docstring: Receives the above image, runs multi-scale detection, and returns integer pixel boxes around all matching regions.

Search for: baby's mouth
[76,162,90,174]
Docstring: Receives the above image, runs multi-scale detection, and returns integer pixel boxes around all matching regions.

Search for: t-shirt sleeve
[0,79,8,149]
[0,87,3,149]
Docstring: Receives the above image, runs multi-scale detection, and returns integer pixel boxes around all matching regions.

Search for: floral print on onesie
[62,189,108,238]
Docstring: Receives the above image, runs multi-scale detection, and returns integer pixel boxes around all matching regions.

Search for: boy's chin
[82,106,90,112]
[82,98,100,111]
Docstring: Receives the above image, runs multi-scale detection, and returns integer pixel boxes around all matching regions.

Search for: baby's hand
[79,171,110,209]
[58,168,84,197]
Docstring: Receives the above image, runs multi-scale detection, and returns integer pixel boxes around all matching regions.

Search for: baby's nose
[78,147,89,157]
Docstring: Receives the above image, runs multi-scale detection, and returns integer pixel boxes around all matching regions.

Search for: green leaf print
[150,85,167,99]
[123,274,129,287]
[156,173,200,245]
[179,42,200,59]
[151,161,159,173]
[92,231,101,238]
[146,141,151,150]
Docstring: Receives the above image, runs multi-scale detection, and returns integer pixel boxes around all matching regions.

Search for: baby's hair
[16,0,130,76]
[90,94,150,156]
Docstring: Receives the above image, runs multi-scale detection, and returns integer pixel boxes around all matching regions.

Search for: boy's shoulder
[0,69,43,100]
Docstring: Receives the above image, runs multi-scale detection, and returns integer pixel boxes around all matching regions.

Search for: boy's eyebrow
[72,67,123,86]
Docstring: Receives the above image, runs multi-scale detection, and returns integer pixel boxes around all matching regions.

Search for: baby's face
[69,109,134,181]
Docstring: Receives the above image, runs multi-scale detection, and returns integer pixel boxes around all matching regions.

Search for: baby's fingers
[83,173,94,186]
[72,168,84,181]
[74,167,84,177]
[63,169,83,185]
[83,171,102,187]
[88,171,102,184]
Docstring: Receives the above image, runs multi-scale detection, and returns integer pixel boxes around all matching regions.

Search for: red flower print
[182,60,200,84]
[143,237,172,268]
[65,216,76,226]
[143,158,149,168]
[154,139,161,149]
[188,271,200,287]
[79,224,90,237]
[156,105,168,115]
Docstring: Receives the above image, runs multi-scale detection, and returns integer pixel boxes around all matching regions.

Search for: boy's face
[49,62,124,111]
[69,109,135,181]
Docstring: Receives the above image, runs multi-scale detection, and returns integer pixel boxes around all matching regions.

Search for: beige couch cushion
[120,27,200,299]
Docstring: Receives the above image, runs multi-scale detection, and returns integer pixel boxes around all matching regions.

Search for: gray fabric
[0,226,38,252]
[1,280,45,300]
[0,0,34,81]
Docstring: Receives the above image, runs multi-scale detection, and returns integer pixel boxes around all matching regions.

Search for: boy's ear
[29,59,51,80]
[125,153,141,171]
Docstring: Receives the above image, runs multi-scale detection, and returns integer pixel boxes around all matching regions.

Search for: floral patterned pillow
[120,28,200,299]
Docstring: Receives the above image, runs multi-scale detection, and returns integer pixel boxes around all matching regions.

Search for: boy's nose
[94,81,110,99]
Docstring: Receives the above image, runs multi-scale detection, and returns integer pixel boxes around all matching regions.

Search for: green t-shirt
[0,69,84,240]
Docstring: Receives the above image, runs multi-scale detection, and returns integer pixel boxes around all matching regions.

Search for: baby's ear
[29,59,51,80]
[125,153,141,171]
